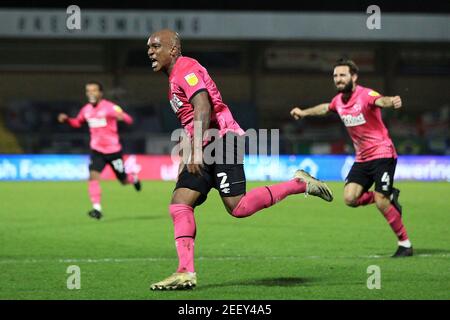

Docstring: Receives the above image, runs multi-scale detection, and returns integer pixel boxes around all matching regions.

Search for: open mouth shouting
[150,57,158,70]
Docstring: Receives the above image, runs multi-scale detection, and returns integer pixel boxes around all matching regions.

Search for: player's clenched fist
[57,113,68,123]
[116,112,125,121]
[187,163,203,176]
[290,107,306,120]
[391,96,402,109]
[185,142,204,176]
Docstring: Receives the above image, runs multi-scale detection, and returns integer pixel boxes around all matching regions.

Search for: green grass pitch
[0,180,449,300]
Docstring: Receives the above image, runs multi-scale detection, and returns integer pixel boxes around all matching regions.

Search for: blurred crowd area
[1,99,448,156]
[0,37,449,155]
[0,99,257,154]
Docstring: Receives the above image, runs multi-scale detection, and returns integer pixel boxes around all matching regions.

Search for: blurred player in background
[290,58,412,258]
[146,29,334,290]
[58,81,141,220]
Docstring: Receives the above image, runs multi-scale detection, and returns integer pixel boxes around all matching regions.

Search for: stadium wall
[0,154,448,182]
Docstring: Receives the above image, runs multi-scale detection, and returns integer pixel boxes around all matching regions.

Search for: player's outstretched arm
[57,113,68,123]
[113,105,134,124]
[375,96,402,109]
[290,103,330,120]
[57,112,83,128]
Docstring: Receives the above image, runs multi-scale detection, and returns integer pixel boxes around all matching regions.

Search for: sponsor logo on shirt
[87,118,107,128]
[184,73,199,86]
[170,94,183,113]
[340,113,366,127]
[353,103,362,112]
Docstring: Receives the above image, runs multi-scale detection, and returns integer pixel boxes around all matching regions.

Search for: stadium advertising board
[0,9,448,41]
[0,154,449,182]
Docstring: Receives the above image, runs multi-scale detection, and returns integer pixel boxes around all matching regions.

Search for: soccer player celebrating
[146,29,333,290]
[290,59,412,258]
[58,81,141,220]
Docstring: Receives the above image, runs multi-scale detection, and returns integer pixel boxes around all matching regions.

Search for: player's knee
[374,193,390,211]
[224,205,234,216]
[171,195,189,206]
[344,195,358,207]
[230,208,246,218]
[229,204,247,218]
[223,195,245,217]
[170,193,199,208]
[229,202,251,218]
[89,170,101,181]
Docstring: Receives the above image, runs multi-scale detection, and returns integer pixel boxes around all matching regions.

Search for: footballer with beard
[291,59,412,258]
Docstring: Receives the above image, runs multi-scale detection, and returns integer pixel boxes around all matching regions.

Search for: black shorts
[345,157,397,196]
[89,149,127,182]
[175,133,246,207]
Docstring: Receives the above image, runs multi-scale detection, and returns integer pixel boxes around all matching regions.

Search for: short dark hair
[333,58,359,75]
[85,81,103,92]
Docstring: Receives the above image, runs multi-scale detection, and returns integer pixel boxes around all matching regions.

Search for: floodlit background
[0,2,448,162]
[0,1,449,300]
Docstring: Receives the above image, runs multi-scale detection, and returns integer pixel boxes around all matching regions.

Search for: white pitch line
[0,254,449,265]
